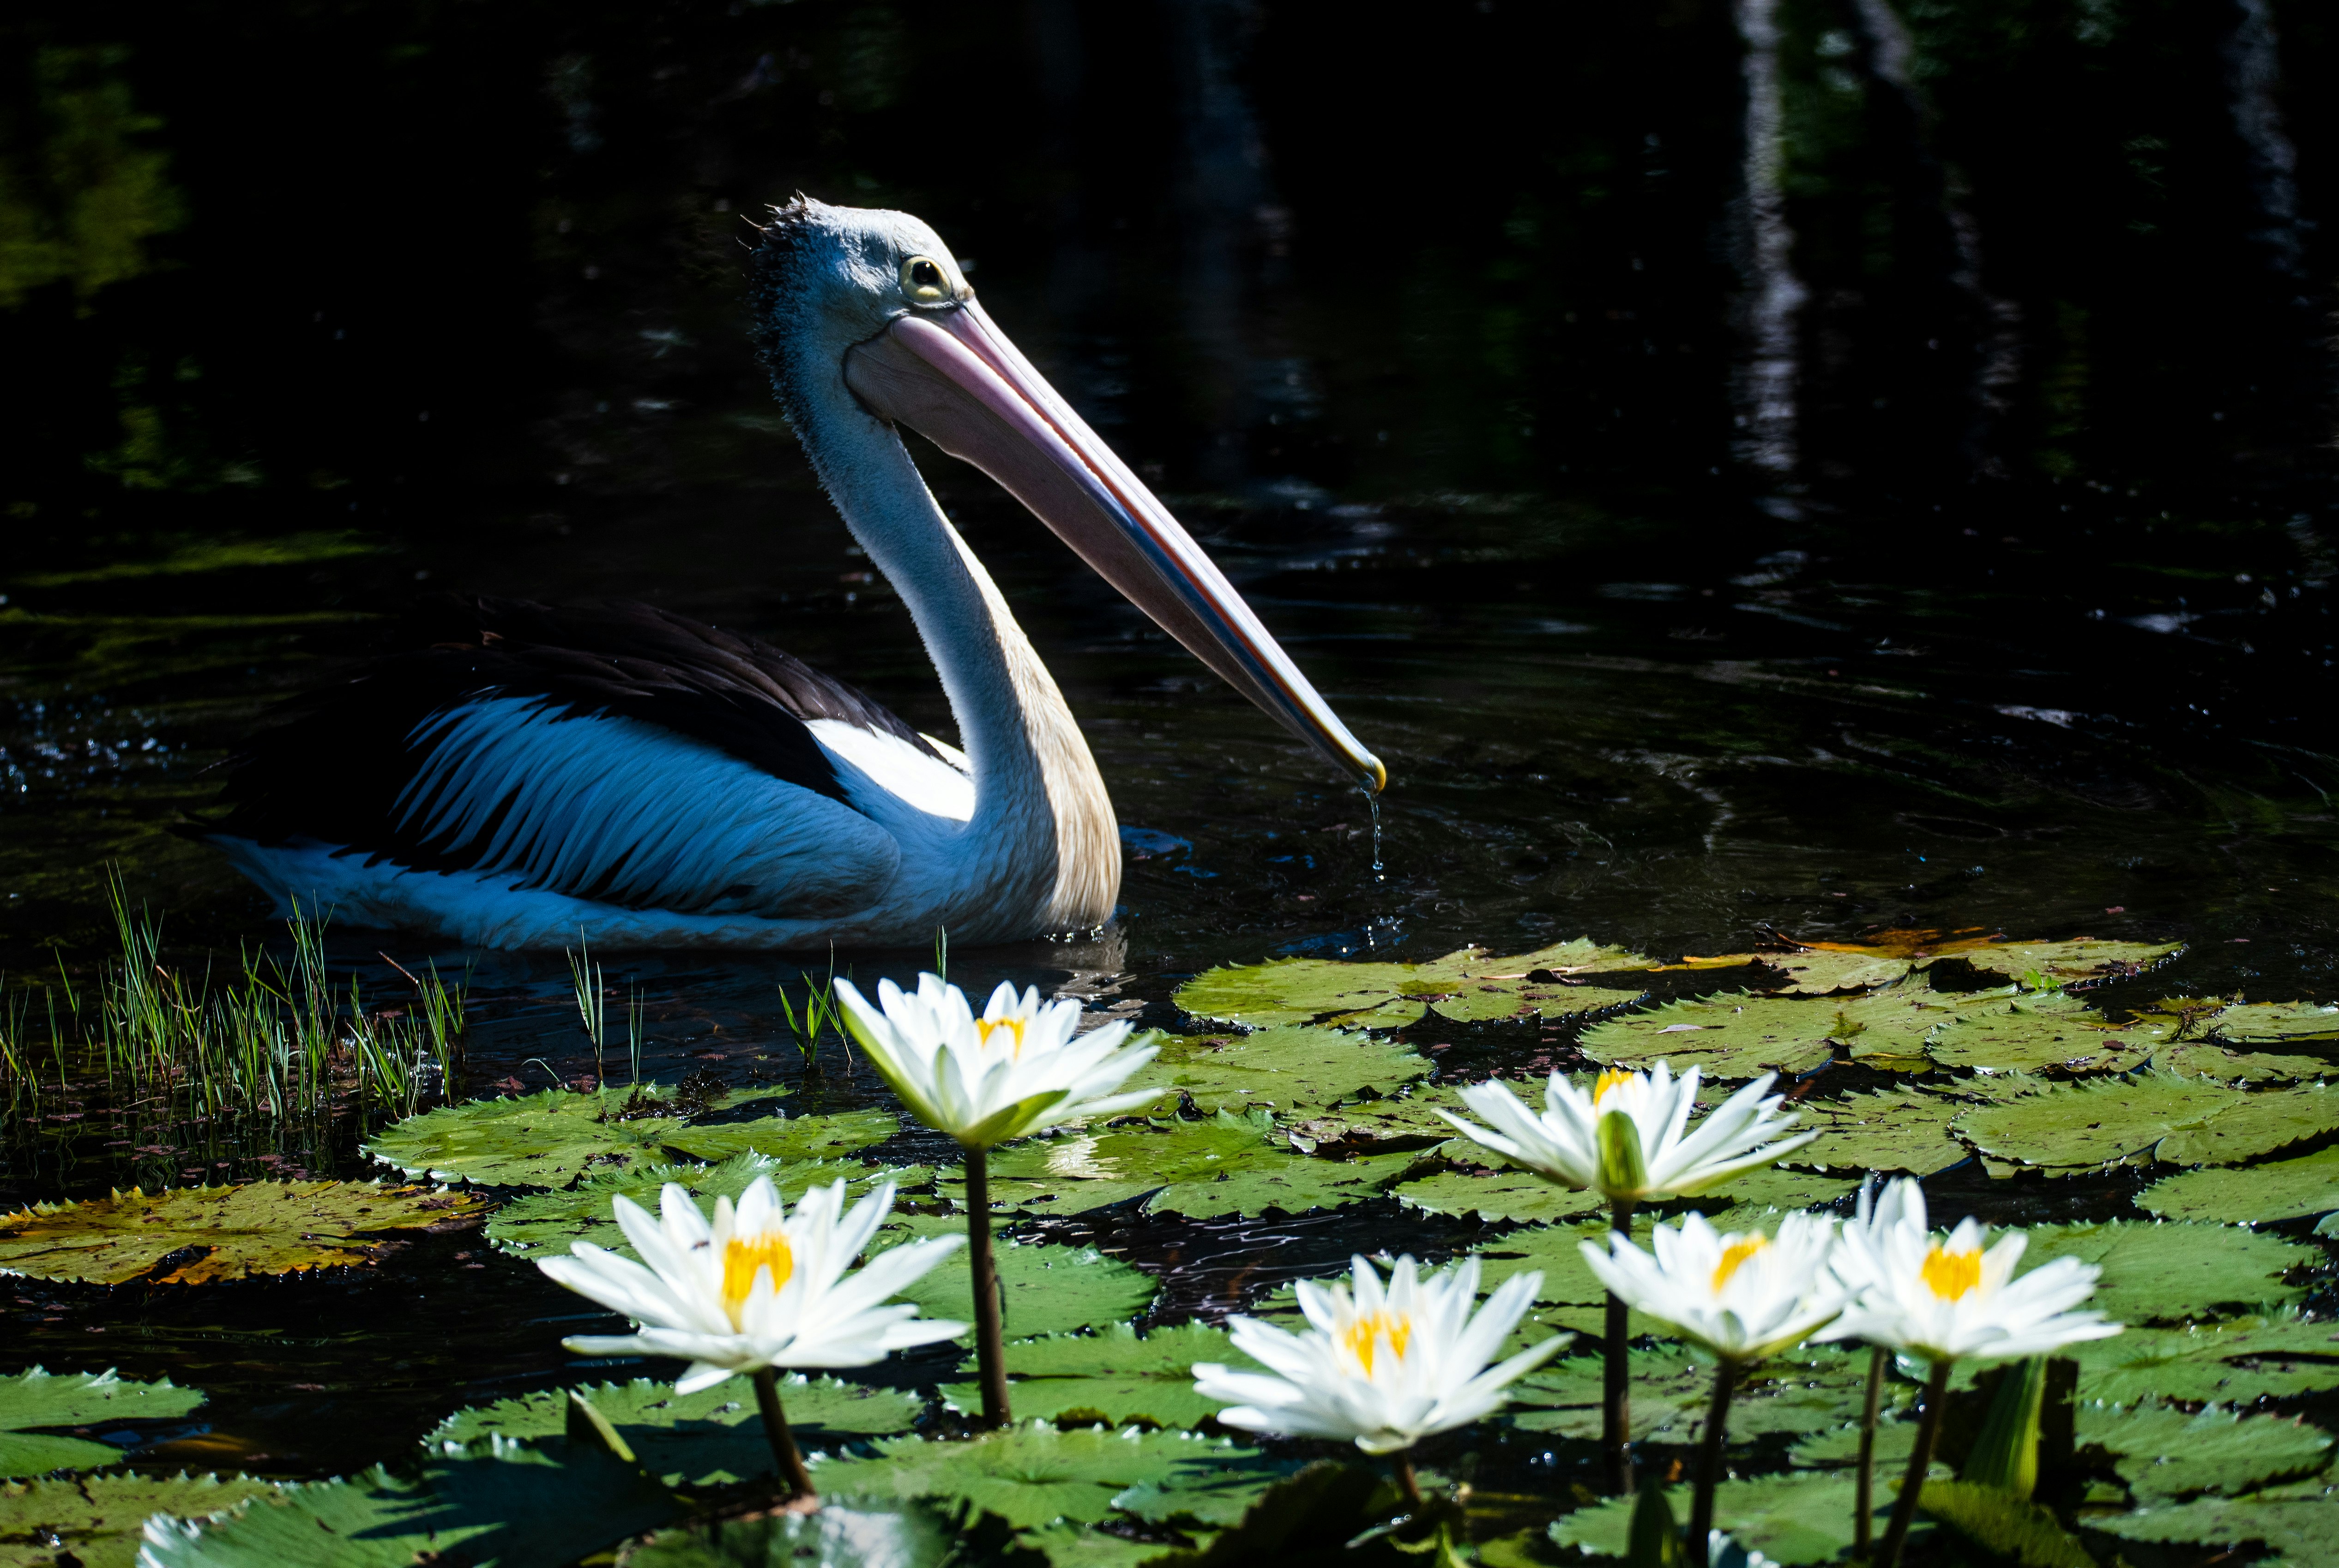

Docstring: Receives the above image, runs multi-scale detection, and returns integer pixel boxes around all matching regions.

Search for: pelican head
[748,196,1385,794]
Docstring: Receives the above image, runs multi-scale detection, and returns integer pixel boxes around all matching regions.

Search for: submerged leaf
[429,1375,920,1486]
[2076,1400,2334,1501]
[485,1155,923,1258]
[940,1323,1264,1430]
[0,1472,278,1568]
[0,1181,490,1286]
[2137,1146,2339,1226]
[0,1367,205,1479]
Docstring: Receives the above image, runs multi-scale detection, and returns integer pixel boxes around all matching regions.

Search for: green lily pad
[626,1502,962,1568]
[940,1323,1263,1430]
[2211,1001,2339,1045]
[1760,949,1927,995]
[362,1084,791,1189]
[1550,1472,1896,1565]
[2017,1220,2317,1323]
[1926,990,2153,1075]
[1509,1344,1709,1441]
[2076,1400,2334,1501]
[1696,1165,1861,1215]
[1759,937,2181,998]
[1392,1166,1605,1225]
[1957,939,2185,986]
[1124,1026,1429,1118]
[656,1108,898,1165]
[2157,1081,2339,1165]
[2139,1146,2339,1226]
[806,1427,1259,1531]
[2,1472,280,1568]
[877,1216,1158,1340]
[1175,937,1653,1032]
[1952,1073,2243,1170]
[1781,1086,1977,1176]
[429,1375,921,1485]
[972,1113,1415,1222]
[2070,1314,2339,1404]
[1107,1445,1303,1530]
[0,1368,206,1479]
[1577,993,1839,1079]
[1282,1084,1470,1154]
[2149,1042,2331,1083]
[141,1437,679,1568]
[0,1181,492,1286]
[2092,1478,2337,1564]
[485,1155,925,1258]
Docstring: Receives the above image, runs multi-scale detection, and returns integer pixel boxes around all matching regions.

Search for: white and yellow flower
[1581,1210,1847,1364]
[834,974,1161,1149]
[1436,1063,1817,1205]
[1191,1255,1570,1455]
[539,1175,965,1394]
[1821,1177,2119,1364]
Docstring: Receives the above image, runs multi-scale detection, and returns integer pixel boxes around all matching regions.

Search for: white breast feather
[806,718,976,823]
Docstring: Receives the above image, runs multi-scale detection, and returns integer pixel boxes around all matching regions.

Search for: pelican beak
[842,302,1386,793]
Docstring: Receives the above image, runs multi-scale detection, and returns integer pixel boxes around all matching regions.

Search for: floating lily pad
[1926,990,2152,1075]
[1760,934,2181,997]
[1392,1166,1605,1225]
[1551,1472,1894,1565]
[1125,1027,1428,1118]
[2070,1314,2339,1404]
[485,1155,924,1258]
[2092,1478,2337,1564]
[141,1438,678,1568]
[2148,1042,2330,1083]
[2076,1400,2334,1501]
[2,1472,280,1568]
[362,1086,762,1189]
[939,1324,1262,1430]
[2211,1001,2339,1045]
[806,1427,1258,1532]
[1175,937,1653,1031]
[658,1108,898,1165]
[430,1376,920,1486]
[1695,1165,1861,1215]
[1578,994,1838,1079]
[1781,1086,1976,1177]
[0,1181,492,1286]
[970,1112,1415,1222]
[2016,1221,2317,1323]
[878,1216,1157,1340]
[2139,1147,2339,1226]
[627,1502,962,1568]
[0,1368,205,1479]
[2157,1081,2339,1165]
[1509,1344,1708,1441]
[1282,1084,1469,1154]
[1952,1074,2245,1170]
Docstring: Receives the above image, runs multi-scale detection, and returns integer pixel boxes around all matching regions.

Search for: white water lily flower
[1820,1176,2119,1364]
[1435,1063,1817,1204]
[834,974,1161,1149]
[1711,1532,1777,1568]
[1581,1209,1848,1364]
[1191,1255,1570,1455]
[540,1175,965,1394]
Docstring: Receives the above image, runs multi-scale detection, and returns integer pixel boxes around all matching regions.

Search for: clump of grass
[776,949,849,1073]
[567,938,607,1088]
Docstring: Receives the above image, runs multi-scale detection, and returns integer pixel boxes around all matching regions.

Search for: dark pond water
[2,0,2337,1509]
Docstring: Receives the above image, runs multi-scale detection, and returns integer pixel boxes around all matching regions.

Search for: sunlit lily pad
[1780,1086,1977,1177]
[1925,990,2153,1075]
[2092,1478,2337,1564]
[429,1376,920,1485]
[1392,1166,1605,1225]
[806,1427,1260,1531]
[2016,1221,2317,1323]
[2210,1001,2339,1045]
[363,1084,787,1189]
[1577,994,1838,1079]
[1175,937,1653,1031]
[2157,1081,2339,1165]
[141,1437,678,1568]
[485,1155,925,1258]
[0,1367,206,1478]
[2,1472,280,1568]
[2076,1400,2334,1501]
[659,1108,898,1165]
[2138,1146,2339,1227]
[1124,1026,1429,1118]
[876,1215,1157,1339]
[939,1323,1262,1430]
[0,1181,491,1286]
[1762,933,2182,996]
[1951,1073,2339,1170]
[1280,1084,1469,1154]
[2070,1313,2339,1404]
[1551,1472,1893,1565]
[969,1112,1416,1221]
[2149,1042,2331,1083]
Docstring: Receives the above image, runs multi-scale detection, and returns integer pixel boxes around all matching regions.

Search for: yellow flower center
[720,1230,795,1327]
[1592,1068,1635,1105]
[1712,1236,1768,1292]
[1920,1244,1983,1301]
[977,1017,1029,1057]
[1339,1309,1414,1376]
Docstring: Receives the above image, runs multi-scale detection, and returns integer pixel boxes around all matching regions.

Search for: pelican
[196,198,1384,949]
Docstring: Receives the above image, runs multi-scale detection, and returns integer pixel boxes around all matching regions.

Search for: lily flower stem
[964,1146,1012,1427]
[1854,1344,1886,1556]
[1393,1451,1425,1509]
[1604,1196,1638,1496]
[751,1367,817,1507]
[1875,1359,1952,1568]
[1688,1359,1739,1568]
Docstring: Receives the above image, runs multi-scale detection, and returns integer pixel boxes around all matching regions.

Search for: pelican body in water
[198,199,1383,949]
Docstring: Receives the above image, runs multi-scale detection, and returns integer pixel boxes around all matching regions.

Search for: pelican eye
[901,254,954,304]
